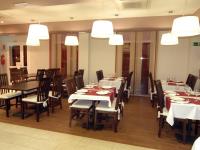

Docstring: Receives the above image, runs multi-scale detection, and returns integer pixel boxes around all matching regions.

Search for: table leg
[182,120,187,143]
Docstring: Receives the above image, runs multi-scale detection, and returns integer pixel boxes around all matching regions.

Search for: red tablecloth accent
[166,96,200,110]
[84,86,116,102]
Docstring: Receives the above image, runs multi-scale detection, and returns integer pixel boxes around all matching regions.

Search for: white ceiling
[0,0,199,25]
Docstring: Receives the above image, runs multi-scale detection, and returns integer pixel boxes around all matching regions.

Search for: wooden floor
[0,96,193,150]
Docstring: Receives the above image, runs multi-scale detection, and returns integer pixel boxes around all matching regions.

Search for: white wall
[156,31,200,82]
[78,32,90,84]
[0,35,49,76]
[78,32,116,83]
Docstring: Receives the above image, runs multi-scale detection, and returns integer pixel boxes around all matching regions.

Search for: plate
[77,89,88,93]
[171,100,188,104]
[75,92,85,95]
[85,85,94,89]
[102,86,112,89]
[167,93,176,97]
[171,96,184,101]
[96,90,110,95]
[165,91,176,94]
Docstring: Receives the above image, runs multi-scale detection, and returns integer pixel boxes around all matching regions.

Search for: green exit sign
[193,42,200,46]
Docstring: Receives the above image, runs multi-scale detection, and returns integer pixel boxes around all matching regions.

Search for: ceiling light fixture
[26,35,40,46]
[91,20,114,38]
[26,23,49,46]
[109,34,124,45]
[64,36,79,46]
[160,33,178,45]
[171,16,200,37]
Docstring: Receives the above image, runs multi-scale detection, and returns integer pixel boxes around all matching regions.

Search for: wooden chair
[21,77,51,122]
[48,75,63,113]
[75,75,84,90]
[149,72,158,107]
[94,81,125,132]
[96,70,104,82]
[78,69,84,76]
[65,78,92,128]
[154,80,168,137]
[0,73,21,117]
[124,71,133,102]
[10,68,22,84]
[36,69,45,81]
[190,75,198,90]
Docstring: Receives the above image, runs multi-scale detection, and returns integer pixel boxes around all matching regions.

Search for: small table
[99,77,123,92]
[2,80,39,118]
[165,91,200,143]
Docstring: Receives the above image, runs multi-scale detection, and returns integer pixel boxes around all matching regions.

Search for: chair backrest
[154,80,164,110]
[37,77,51,102]
[52,75,63,97]
[190,75,198,90]
[10,68,21,84]
[115,81,125,110]
[186,74,193,86]
[126,71,133,89]
[65,78,77,95]
[96,70,104,82]
[45,69,55,81]
[20,67,28,75]
[149,72,155,93]
[78,69,84,76]
[75,75,84,90]
[0,73,9,87]
[36,69,45,81]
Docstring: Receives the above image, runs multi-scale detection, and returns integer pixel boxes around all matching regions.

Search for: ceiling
[0,0,199,25]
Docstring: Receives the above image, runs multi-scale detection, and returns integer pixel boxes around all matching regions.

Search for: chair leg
[114,113,118,132]
[21,102,25,119]
[60,98,62,109]
[94,111,97,130]
[47,102,50,116]
[36,104,40,122]
[86,110,90,129]
[5,100,10,117]
[158,115,163,137]
[69,109,72,127]
[16,97,18,108]
[195,120,199,135]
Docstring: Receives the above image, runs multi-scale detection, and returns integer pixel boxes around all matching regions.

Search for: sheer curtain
[50,33,78,77]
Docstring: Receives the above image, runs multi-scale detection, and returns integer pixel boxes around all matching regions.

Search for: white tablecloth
[161,80,187,91]
[68,92,113,107]
[99,77,123,92]
[166,102,200,126]
[192,137,200,150]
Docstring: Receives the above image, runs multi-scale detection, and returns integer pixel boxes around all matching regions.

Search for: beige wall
[156,31,200,81]
[78,32,116,83]
[0,35,50,77]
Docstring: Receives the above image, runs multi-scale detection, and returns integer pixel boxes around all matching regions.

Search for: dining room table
[68,84,116,128]
[98,77,124,93]
[164,90,200,143]
[161,80,188,91]
[1,80,39,118]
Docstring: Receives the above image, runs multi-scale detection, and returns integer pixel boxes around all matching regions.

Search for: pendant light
[171,16,200,37]
[160,33,178,45]
[109,34,124,45]
[64,36,79,46]
[26,23,49,46]
[91,20,114,38]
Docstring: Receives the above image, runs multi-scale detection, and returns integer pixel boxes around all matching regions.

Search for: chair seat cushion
[48,91,61,99]
[0,91,21,99]
[70,100,92,109]
[96,98,117,112]
[23,89,37,95]
[22,95,44,103]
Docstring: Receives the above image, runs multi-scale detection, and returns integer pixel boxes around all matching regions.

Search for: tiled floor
[0,122,155,150]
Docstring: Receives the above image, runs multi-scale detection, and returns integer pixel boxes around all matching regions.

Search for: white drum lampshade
[160,33,178,45]
[109,34,124,45]
[91,20,114,38]
[64,36,79,46]
[171,16,200,37]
